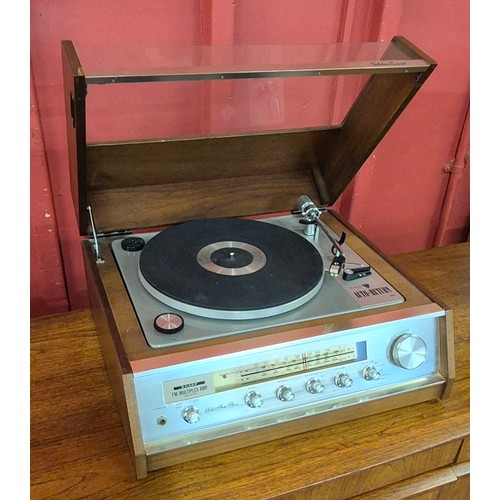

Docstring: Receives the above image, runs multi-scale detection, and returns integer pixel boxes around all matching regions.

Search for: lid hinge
[87,204,105,264]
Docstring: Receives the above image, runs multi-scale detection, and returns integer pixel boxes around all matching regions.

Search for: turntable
[62,37,454,478]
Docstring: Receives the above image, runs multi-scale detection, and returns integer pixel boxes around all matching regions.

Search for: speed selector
[391,334,427,369]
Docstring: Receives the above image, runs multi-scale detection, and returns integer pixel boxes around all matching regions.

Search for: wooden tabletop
[31,243,469,499]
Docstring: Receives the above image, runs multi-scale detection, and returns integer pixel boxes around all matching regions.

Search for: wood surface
[86,129,335,190]
[61,40,88,232]
[85,129,336,232]
[88,172,320,233]
[30,242,469,499]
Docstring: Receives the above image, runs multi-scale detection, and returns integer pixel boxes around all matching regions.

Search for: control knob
[306,378,325,394]
[182,406,200,424]
[154,312,184,334]
[362,365,381,381]
[276,385,295,402]
[391,334,427,370]
[121,236,145,252]
[334,373,353,388]
[245,391,264,408]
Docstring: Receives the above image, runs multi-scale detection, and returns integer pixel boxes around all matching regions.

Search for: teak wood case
[61,37,454,479]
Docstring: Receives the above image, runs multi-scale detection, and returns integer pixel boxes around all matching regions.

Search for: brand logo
[204,402,239,413]
[370,60,407,67]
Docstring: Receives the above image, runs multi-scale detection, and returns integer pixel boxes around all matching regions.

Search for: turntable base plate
[113,215,405,347]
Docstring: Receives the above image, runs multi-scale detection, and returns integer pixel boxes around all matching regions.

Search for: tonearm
[293,195,346,277]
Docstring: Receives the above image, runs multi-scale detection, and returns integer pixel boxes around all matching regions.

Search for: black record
[138,217,324,318]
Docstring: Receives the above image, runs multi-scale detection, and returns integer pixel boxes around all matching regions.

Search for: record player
[62,37,455,479]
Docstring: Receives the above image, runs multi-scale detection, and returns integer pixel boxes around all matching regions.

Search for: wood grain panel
[88,172,319,233]
[86,129,336,190]
[61,40,87,232]
[347,461,470,500]
[83,243,147,476]
[84,127,337,233]
[456,435,470,463]
[276,441,462,499]
[322,71,433,204]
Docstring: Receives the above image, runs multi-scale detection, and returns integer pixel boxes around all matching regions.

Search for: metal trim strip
[143,374,446,455]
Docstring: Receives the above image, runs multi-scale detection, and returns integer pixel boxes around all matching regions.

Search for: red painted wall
[30,0,469,317]
[30,0,204,315]
[30,69,68,316]
[341,0,470,253]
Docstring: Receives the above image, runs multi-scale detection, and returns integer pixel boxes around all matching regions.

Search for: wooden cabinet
[58,36,462,479]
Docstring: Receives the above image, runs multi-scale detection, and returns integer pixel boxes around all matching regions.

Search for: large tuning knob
[391,334,427,370]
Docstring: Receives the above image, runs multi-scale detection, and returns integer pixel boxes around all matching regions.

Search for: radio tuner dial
[306,378,325,394]
[334,373,353,388]
[245,391,264,408]
[182,406,200,424]
[391,334,427,370]
[276,385,295,402]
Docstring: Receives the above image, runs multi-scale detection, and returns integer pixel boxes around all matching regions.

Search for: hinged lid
[61,36,436,236]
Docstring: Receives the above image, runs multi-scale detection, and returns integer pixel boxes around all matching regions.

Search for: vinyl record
[138,217,324,319]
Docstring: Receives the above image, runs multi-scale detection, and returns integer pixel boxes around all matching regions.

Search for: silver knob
[245,391,264,408]
[182,406,200,424]
[306,378,325,394]
[334,373,353,388]
[276,385,295,402]
[362,365,381,381]
[391,334,427,370]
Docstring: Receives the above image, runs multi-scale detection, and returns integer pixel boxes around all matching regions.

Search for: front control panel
[133,310,445,453]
